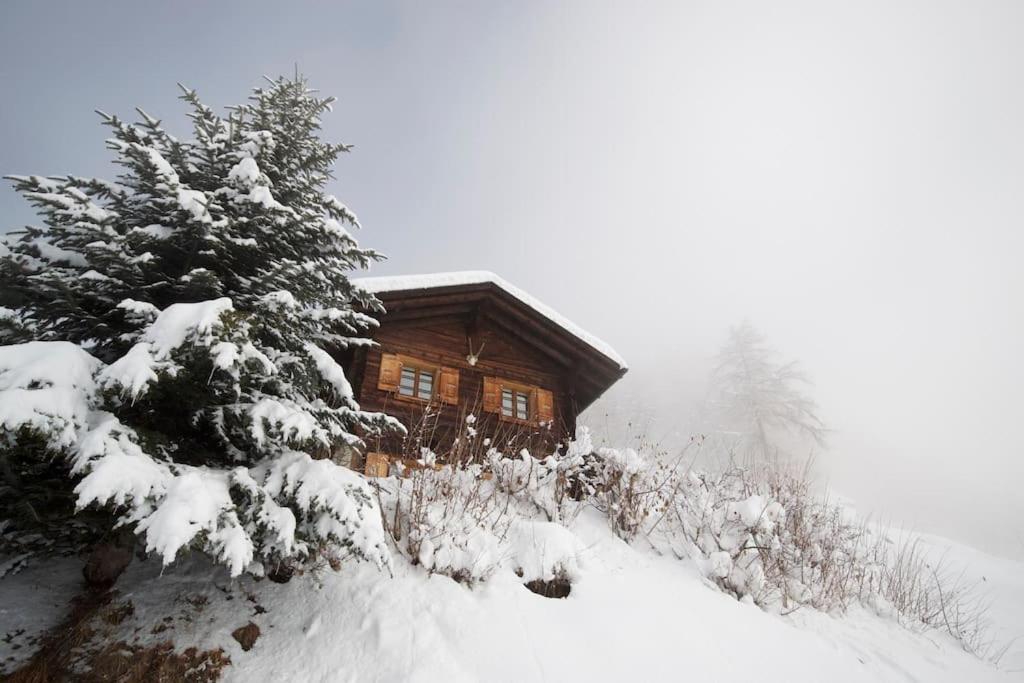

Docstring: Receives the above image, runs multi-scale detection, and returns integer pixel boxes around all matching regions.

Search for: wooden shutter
[378,353,401,391]
[482,376,501,413]
[364,452,390,478]
[536,388,554,425]
[438,366,460,404]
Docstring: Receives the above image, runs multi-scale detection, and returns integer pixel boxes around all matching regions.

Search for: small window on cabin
[501,387,532,421]
[398,363,436,401]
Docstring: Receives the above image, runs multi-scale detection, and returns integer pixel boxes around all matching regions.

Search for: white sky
[2,1,1021,557]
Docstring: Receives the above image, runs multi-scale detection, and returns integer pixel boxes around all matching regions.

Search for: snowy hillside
[0,69,1019,683]
[3,508,1021,682]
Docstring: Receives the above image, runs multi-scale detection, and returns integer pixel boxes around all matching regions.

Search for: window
[485,376,552,424]
[379,353,460,404]
[501,387,532,421]
[398,363,435,401]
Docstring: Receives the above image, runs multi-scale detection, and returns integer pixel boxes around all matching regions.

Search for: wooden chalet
[339,272,627,474]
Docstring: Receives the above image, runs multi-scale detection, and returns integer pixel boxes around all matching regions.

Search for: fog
[2,1,1021,558]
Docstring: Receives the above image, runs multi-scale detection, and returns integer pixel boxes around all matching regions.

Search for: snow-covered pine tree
[0,76,402,580]
[706,322,826,462]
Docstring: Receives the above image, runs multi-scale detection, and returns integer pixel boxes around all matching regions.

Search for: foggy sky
[2,1,1021,558]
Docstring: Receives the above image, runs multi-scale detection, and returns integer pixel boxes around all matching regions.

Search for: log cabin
[339,271,627,475]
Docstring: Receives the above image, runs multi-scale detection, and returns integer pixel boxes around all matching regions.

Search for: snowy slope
[3,511,1020,682]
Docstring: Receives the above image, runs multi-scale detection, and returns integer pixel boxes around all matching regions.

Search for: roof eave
[365,282,627,403]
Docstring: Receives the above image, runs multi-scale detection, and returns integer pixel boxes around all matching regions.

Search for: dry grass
[73,642,229,683]
[874,535,1014,663]
[6,588,230,682]
[5,588,112,683]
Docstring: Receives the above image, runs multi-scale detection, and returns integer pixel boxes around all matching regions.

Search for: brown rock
[524,576,572,599]
[83,542,134,589]
[267,560,294,584]
[232,622,261,652]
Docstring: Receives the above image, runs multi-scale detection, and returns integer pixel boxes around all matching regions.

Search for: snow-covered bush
[556,436,879,614]
[654,462,871,611]
[611,451,996,656]
[376,460,587,588]
[0,76,401,579]
[382,456,509,584]
[487,427,593,525]
[372,418,592,586]
[364,405,996,653]
[586,446,669,541]
[507,519,584,595]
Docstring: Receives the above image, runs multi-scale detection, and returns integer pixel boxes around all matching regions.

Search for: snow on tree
[706,322,826,461]
[0,76,403,579]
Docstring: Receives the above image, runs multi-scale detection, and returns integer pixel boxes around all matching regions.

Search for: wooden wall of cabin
[347,316,579,462]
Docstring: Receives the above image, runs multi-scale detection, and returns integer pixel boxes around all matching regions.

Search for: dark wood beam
[483,310,574,367]
[379,304,475,323]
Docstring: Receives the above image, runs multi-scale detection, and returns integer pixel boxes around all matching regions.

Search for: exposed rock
[231,622,260,652]
[266,561,294,584]
[524,577,572,599]
[83,542,134,589]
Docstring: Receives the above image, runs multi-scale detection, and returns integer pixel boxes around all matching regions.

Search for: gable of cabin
[347,314,576,457]
[339,274,627,472]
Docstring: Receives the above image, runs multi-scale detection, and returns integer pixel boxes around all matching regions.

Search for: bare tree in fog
[707,322,827,462]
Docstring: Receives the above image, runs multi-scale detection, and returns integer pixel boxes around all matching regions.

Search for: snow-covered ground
[2,510,1021,682]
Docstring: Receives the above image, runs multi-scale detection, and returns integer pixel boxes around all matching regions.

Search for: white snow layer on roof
[352,271,626,369]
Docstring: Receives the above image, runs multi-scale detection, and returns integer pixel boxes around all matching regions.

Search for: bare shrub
[365,397,561,471]
[371,412,594,584]
[486,430,593,526]
[645,454,1006,659]
[587,448,665,541]
[374,455,512,584]
[372,417,516,581]
[372,408,1006,659]
[871,534,1010,661]
[586,436,704,542]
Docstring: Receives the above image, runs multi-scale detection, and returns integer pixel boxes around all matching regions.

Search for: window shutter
[378,353,401,391]
[482,376,501,413]
[536,388,555,424]
[364,452,390,478]
[438,366,460,404]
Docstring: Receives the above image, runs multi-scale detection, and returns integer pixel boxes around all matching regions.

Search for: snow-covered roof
[352,271,627,370]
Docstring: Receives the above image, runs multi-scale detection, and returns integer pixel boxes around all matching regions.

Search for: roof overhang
[352,272,627,411]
